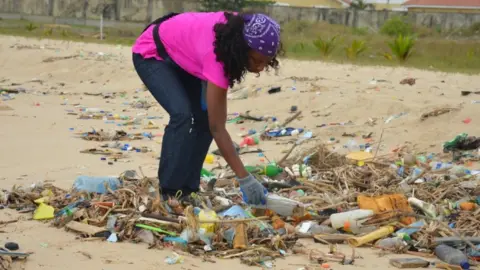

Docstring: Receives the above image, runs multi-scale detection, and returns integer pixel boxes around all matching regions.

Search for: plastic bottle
[73,176,121,194]
[245,165,283,177]
[309,224,337,234]
[394,220,425,236]
[429,161,453,172]
[408,197,437,218]
[200,168,214,178]
[375,237,405,249]
[449,166,471,177]
[252,194,303,217]
[330,209,375,234]
[198,209,218,233]
[434,244,470,269]
[410,167,424,180]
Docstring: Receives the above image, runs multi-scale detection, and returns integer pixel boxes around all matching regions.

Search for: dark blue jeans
[132,53,213,196]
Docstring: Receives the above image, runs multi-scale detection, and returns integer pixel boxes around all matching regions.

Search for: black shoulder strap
[142,12,180,33]
[142,12,180,60]
[152,23,167,60]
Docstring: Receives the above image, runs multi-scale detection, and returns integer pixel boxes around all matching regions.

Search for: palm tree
[349,0,375,10]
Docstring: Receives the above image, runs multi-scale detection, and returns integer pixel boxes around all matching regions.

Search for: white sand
[0,36,479,270]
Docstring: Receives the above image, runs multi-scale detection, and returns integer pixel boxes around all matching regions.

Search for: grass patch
[282,20,480,74]
[1,18,480,74]
[0,19,138,46]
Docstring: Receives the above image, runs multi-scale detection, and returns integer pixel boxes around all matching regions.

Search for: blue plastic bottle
[435,244,470,269]
[73,176,121,194]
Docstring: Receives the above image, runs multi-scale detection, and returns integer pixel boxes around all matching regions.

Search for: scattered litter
[400,78,416,86]
[164,252,184,265]
[268,87,281,94]
[1,70,479,270]
[420,107,459,121]
[460,90,480,96]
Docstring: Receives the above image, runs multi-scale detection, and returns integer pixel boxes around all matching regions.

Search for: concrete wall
[0,0,480,31]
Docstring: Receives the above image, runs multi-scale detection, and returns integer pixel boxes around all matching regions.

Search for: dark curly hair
[213,12,282,88]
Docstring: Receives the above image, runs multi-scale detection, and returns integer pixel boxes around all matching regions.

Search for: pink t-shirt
[132,12,229,89]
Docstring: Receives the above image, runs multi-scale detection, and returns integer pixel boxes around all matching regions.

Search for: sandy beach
[0,35,479,270]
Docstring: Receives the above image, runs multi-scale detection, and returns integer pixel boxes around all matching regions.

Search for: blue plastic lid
[460,262,470,269]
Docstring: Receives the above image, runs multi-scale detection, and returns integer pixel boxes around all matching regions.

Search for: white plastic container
[252,194,303,217]
[330,209,375,234]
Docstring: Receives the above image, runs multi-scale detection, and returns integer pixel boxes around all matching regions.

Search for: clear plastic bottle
[252,194,303,217]
[395,220,425,236]
[309,224,337,234]
[73,176,121,194]
[434,244,470,269]
[410,167,424,180]
[429,161,453,172]
[376,237,405,249]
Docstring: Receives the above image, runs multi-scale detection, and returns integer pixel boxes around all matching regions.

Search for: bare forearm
[211,128,248,178]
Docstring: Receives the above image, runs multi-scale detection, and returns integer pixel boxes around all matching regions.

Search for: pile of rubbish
[0,133,479,269]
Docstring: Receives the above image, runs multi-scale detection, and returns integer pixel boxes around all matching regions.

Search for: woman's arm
[205,82,248,178]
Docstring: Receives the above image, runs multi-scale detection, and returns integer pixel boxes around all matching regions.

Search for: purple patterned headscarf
[243,14,281,57]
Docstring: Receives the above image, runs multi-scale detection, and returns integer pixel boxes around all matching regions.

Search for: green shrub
[381,16,413,37]
[25,22,38,32]
[345,39,367,60]
[313,35,339,57]
[43,28,53,36]
[388,35,415,62]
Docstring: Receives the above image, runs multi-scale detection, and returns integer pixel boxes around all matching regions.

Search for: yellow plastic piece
[204,154,215,164]
[198,210,218,233]
[34,197,50,204]
[348,225,395,247]
[33,203,54,220]
[346,151,374,162]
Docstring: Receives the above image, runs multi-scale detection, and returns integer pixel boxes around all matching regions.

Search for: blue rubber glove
[237,174,267,205]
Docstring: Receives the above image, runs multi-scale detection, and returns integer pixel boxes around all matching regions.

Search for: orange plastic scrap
[357,194,415,225]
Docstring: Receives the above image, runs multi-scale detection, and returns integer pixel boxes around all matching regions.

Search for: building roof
[403,0,480,9]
